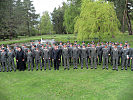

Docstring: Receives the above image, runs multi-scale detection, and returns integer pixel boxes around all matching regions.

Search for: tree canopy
[40,11,53,35]
[74,0,120,40]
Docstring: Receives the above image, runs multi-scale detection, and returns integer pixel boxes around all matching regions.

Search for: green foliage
[75,0,120,40]
[63,0,81,34]
[0,0,39,39]
[51,3,67,34]
[40,11,53,35]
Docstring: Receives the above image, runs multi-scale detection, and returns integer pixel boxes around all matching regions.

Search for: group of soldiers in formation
[0,40,133,72]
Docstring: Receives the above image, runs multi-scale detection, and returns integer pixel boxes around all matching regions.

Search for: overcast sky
[32,0,67,15]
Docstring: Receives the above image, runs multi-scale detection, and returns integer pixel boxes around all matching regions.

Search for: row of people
[0,41,133,72]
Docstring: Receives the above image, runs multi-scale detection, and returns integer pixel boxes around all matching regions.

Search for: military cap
[125,41,128,43]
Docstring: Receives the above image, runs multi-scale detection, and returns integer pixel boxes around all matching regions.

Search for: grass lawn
[0,65,133,100]
[0,33,133,100]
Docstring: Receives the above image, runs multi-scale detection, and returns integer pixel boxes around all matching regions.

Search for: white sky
[32,0,67,16]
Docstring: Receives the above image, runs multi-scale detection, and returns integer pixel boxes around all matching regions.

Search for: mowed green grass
[0,33,133,100]
[0,64,133,100]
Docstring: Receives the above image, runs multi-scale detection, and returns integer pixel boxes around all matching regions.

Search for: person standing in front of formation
[16,47,25,71]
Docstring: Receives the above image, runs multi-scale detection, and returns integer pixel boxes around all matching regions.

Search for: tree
[0,0,39,39]
[40,11,53,34]
[23,0,39,36]
[108,0,133,35]
[51,3,66,34]
[63,0,81,34]
[75,0,120,40]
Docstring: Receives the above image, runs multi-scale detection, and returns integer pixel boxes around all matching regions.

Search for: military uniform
[48,45,53,67]
[131,48,133,71]
[112,47,119,71]
[121,47,129,70]
[53,47,60,70]
[102,47,109,69]
[35,48,42,71]
[31,45,36,67]
[7,50,16,72]
[90,45,98,69]
[40,46,44,67]
[96,44,102,65]
[81,46,88,69]
[117,44,123,66]
[86,44,91,65]
[62,46,69,70]
[77,45,81,64]
[72,46,78,69]
[26,50,33,71]
[68,45,73,66]
[58,43,63,66]
[1,49,8,72]
[43,47,51,70]
[127,45,132,67]
[0,48,2,72]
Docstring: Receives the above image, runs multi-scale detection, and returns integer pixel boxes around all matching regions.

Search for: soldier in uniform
[77,44,81,64]
[117,42,123,66]
[90,44,98,69]
[110,43,115,65]
[7,49,16,72]
[1,48,8,72]
[43,46,51,70]
[31,45,36,67]
[35,47,42,71]
[40,45,44,67]
[96,43,102,65]
[26,49,33,71]
[86,43,91,65]
[48,44,53,67]
[68,44,73,66]
[102,45,110,70]
[72,44,78,69]
[121,45,129,70]
[81,45,88,69]
[53,45,60,70]
[127,44,132,67]
[58,41,63,66]
[62,44,69,70]
[131,48,133,71]
[0,47,2,72]
[112,45,119,71]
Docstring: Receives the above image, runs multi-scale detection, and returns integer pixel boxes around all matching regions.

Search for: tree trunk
[126,0,132,35]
